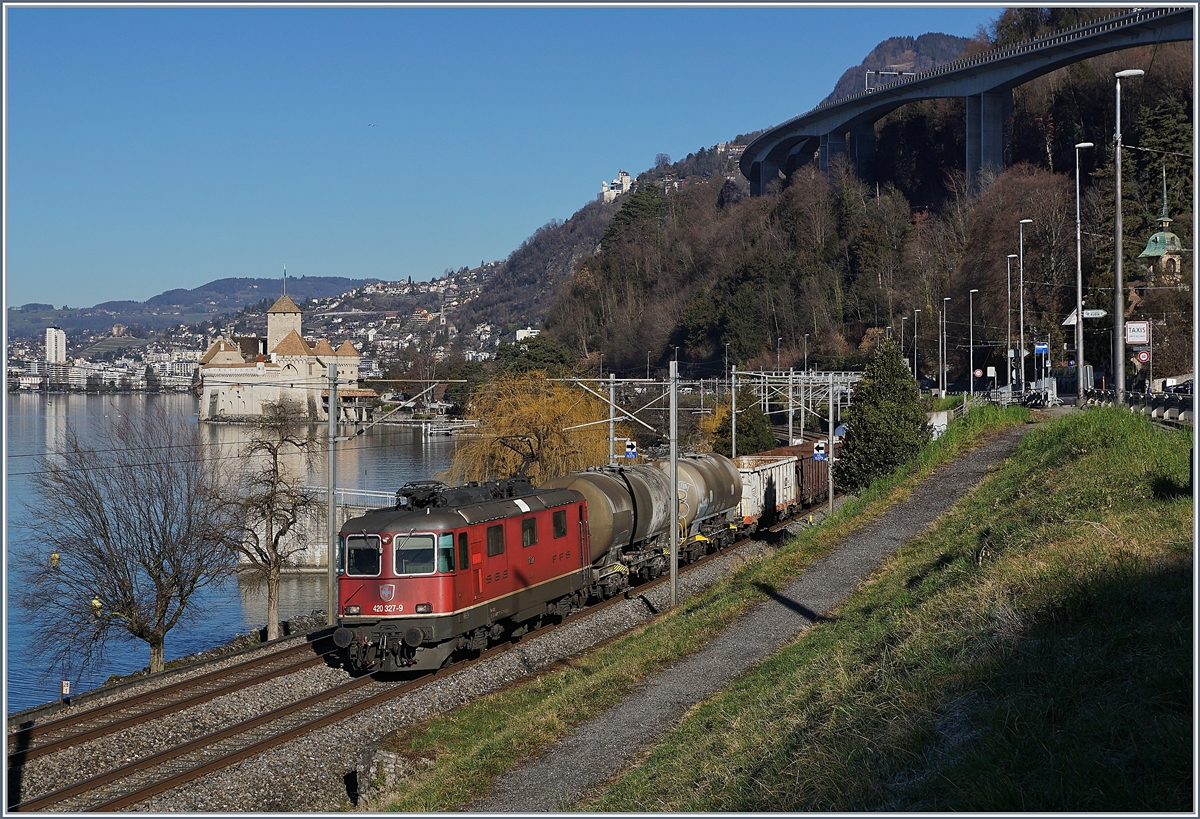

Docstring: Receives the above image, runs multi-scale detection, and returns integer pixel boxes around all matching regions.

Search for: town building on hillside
[1138,169,1189,290]
[45,327,67,363]
[599,170,633,203]
[198,294,376,422]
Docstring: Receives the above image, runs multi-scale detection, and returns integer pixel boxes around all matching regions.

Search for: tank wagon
[333,440,840,673]
[333,455,745,672]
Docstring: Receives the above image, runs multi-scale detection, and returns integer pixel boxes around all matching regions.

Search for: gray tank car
[543,454,744,593]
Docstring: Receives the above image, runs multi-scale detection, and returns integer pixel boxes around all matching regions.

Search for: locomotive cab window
[553,509,567,539]
[344,534,382,577]
[438,533,455,572]
[521,518,537,547]
[394,533,436,575]
[458,532,469,571]
[486,525,504,557]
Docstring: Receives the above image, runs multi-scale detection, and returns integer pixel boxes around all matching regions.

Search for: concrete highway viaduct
[740,7,1193,195]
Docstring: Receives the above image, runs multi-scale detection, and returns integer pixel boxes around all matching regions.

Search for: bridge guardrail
[789,7,1182,121]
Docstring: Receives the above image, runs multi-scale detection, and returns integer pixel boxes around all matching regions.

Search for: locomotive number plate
[372,604,403,613]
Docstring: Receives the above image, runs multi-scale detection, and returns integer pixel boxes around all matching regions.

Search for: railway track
[8,507,832,812]
[7,640,337,766]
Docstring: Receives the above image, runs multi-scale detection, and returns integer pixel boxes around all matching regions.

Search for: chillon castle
[198,294,376,422]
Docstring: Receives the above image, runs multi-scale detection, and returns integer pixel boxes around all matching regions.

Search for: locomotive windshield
[344,534,381,576]
[394,533,436,575]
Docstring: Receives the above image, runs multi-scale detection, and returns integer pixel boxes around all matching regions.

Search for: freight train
[332,444,837,673]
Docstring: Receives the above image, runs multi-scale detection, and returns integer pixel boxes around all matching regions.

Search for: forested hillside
[541,9,1193,387]
[451,200,620,333]
[821,32,972,104]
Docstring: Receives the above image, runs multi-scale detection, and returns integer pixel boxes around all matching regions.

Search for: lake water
[5,392,457,714]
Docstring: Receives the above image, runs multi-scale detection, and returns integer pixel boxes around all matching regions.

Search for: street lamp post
[804,333,809,372]
[647,351,651,380]
[777,337,782,371]
[1018,219,1033,395]
[1075,141,1094,402]
[912,309,920,380]
[969,289,979,397]
[1006,254,1017,391]
[900,315,908,363]
[724,342,730,394]
[942,297,951,395]
[1114,69,1144,405]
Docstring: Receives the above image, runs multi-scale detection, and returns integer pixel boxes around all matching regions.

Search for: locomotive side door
[471,529,486,601]
[477,523,508,603]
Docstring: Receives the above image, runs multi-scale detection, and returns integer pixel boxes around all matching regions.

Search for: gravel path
[466,424,1032,812]
[79,534,785,812]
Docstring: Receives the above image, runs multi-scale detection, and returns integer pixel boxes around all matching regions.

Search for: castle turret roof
[312,339,336,356]
[199,338,246,366]
[271,330,313,356]
[267,294,302,314]
[336,340,360,357]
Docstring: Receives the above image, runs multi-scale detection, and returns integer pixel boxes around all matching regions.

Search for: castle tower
[266,294,303,355]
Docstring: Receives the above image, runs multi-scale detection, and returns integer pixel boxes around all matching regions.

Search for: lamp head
[970,289,979,294]
[1008,254,1018,259]
[1020,219,1033,224]
[1115,69,1144,79]
[1076,141,1095,149]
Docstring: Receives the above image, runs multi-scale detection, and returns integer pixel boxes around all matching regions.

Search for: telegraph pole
[326,363,338,627]
[828,371,835,517]
[787,368,794,445]
[608,373,615,464]
[669,360,679,608]
[731,365,737,458]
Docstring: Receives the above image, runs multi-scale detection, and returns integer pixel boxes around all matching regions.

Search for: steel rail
[7,638,324,744]
[7,649,336,766]
[11,674,376,812]
[15,495,840,812]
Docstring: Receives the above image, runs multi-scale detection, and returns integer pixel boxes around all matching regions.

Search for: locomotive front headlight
[415,603,432,613]
[343,605,361,615]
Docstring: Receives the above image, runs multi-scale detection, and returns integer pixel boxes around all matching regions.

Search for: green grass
[927,393,969,412]
[584,408,1192,811]
[364,404,1030,811]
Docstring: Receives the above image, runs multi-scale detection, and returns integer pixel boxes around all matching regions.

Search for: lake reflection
[5,392,456,714]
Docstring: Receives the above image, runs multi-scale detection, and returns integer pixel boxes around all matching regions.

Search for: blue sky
[5,4,1002,309]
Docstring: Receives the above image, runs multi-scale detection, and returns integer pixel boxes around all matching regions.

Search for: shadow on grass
[1151,475,1190,500]
[884,561,1192,812]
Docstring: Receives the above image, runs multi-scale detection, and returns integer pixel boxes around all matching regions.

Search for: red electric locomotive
[333,454,748,673]
[332,479,592,672]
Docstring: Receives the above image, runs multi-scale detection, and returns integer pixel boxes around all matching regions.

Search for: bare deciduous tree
[227,401,319,641]
[17,403,237,677]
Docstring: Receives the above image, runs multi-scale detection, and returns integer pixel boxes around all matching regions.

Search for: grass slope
[369,404,1030,811]
[585,409,1193,811]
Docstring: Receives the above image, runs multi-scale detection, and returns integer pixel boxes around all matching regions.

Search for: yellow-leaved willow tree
[448,371,626,486]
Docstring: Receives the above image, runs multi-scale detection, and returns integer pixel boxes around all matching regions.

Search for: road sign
[813,441,827,461]
[1126,321,1150,344]
[1137,350,1151,364]
[625,440,637,459]
[974,369,983,378]
[1035,342,1049,355]
[1083,309,1107,319]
